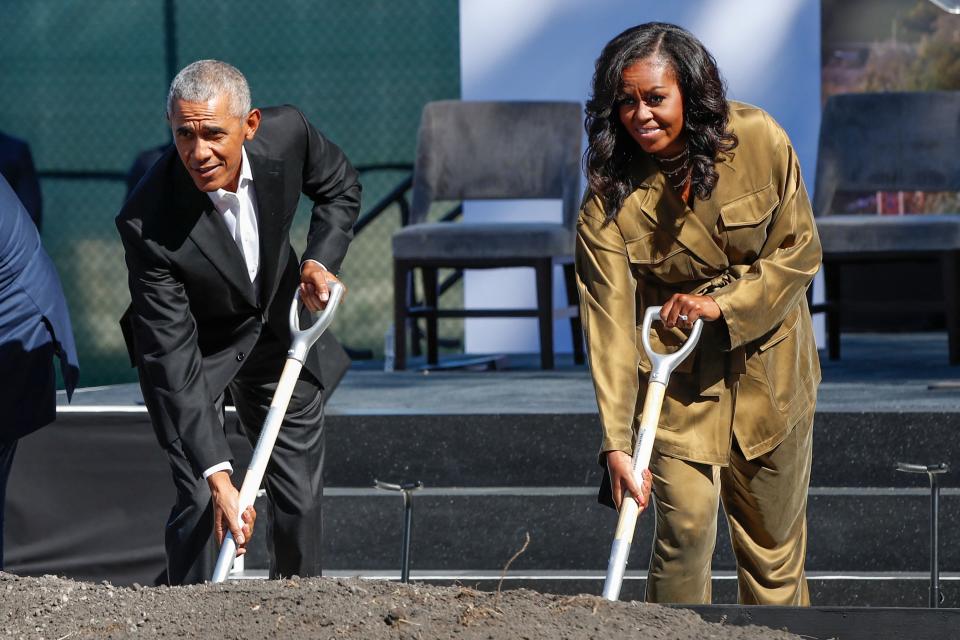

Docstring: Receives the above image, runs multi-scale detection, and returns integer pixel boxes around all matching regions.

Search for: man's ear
[244,108,262,141]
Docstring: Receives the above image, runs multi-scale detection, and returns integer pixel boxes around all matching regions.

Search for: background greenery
[823,0,960,97]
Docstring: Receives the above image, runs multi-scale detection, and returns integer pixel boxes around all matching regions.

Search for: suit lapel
[176,162,258,307]
[247,149,285,310]
[633,157,729,270]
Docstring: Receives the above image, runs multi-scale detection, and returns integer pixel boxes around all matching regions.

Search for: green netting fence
[0,0,461,386]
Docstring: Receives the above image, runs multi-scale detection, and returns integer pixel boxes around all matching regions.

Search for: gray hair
[166,59,251,117]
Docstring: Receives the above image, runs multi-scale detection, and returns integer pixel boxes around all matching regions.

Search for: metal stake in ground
[895,461,950,608]
[602,306,703,602]
[375,480,424,583]
[211,283,345,583]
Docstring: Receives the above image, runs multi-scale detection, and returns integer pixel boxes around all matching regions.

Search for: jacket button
[236,352,245,362]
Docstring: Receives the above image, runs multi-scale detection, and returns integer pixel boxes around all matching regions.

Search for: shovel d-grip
[601,306,703,601]
[211,282,345,583]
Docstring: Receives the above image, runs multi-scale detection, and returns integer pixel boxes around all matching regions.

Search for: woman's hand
[660,293,721,329]
[606,450,653,512]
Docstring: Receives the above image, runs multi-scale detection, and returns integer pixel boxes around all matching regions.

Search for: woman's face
[617,57,686,158]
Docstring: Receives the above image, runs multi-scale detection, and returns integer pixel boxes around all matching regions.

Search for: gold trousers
[645,409,813,605]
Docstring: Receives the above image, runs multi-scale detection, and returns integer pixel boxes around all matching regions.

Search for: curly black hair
[585,22,738,220]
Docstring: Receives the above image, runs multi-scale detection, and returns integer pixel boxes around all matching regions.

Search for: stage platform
[5,333,960,631]
[59,332,960,414]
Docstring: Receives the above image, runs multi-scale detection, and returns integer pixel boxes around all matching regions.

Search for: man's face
[169,96,260,193]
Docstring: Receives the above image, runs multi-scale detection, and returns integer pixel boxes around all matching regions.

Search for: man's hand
[659,293,721,329]
[300,261,345,312]
[207,471,256,556]
[606,450,653,512]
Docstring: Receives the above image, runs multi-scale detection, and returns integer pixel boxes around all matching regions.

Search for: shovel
[211,282,345,583]
[601,305,703,601]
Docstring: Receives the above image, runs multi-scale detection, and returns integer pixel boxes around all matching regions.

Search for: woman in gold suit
[577,22,821,605]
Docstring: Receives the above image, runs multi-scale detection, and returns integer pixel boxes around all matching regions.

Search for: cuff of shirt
[202,461,233,479]
[301,259,328,272]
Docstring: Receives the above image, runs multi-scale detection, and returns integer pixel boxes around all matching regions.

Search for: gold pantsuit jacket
[576,102,822,466]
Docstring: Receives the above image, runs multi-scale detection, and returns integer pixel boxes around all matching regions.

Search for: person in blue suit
[0,174,78,568]
[0,132,43,231]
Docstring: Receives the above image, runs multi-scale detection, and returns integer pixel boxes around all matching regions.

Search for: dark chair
[813,92,960,364]
[392,100,584,370]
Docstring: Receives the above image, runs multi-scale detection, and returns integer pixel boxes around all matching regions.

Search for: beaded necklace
[653,146,692,200]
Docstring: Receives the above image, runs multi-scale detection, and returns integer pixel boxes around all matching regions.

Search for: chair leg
[408,267,423,358]
[535,260,555,370]
[824,262,842,360]
[941,251,960,365]
[422,267,439,365]
[563,262,584,365]
[393,261,409,371]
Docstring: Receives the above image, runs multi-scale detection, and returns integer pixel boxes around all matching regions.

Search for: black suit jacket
[116,105,361,477]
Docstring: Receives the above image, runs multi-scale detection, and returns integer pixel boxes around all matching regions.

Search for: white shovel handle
[211,282,344,583]
[288,282,346,362]
[631,305,703,473]
[640,306,704,385]
[602,306,703,601]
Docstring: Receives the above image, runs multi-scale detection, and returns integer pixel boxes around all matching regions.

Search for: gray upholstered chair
[813,91,960,363]
[391,100,584,370]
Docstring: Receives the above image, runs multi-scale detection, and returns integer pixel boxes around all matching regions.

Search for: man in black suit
[117,60,360,585]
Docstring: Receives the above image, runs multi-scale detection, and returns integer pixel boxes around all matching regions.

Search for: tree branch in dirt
[495,531,531,604]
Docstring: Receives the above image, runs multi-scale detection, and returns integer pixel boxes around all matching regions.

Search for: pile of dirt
[0,572,800,639]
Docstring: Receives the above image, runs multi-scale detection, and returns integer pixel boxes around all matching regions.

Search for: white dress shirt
[202,148,260,480]
[207,147,260,292]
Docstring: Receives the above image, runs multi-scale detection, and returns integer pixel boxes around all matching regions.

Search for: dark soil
[0,572,801,639]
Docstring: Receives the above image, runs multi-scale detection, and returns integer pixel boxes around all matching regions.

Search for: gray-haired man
[117,60,360,584]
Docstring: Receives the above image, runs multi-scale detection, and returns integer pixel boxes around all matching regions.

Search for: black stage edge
[682,605,960,640]
[8,408,960,599]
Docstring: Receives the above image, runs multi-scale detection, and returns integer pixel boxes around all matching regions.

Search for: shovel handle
[629,307,703,477]
[211,283,344,583]
[602,306,703,601]
[640,306,703,384]
[288,281,345,363]
[211,355,306,583]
